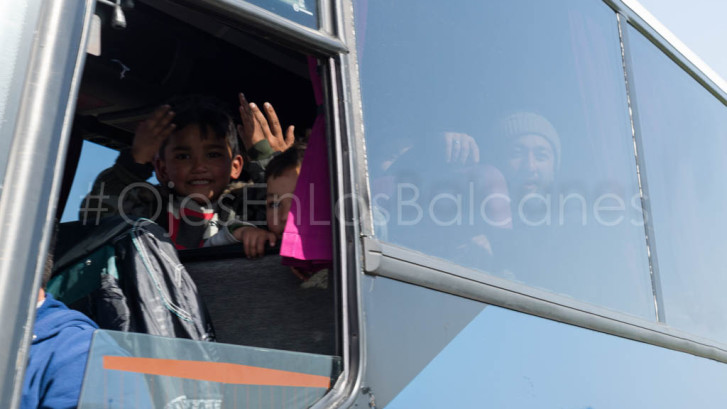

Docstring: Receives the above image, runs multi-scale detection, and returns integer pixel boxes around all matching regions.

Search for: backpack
[48,216,215,341]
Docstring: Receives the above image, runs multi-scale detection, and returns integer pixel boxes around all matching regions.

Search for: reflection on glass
[389,304,727,409]
[363,277,727,409]
[627,25,727,342]
[355,0,654,318]
[245,0,317,29]
[79,330,341,409]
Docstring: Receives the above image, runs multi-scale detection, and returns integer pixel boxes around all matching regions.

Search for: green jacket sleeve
[245,140,279,184]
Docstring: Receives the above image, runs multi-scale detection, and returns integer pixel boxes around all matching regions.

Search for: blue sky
[638,0,727,79]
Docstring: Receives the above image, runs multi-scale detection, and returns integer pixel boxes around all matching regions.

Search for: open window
[53,1,342,407]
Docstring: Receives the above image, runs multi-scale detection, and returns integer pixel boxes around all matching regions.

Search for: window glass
[62,141,157,223]
[79,330,340,408]
[626,25,727,341]
[0,1,43,201]
[245,0,317,29]
[362,276,727,409]
[355,0,654,317]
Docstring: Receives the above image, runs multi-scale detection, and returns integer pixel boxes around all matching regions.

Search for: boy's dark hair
[158,95,241,158]
[265,143,307,181]
[41,222,59,289]
[41,253,54,290]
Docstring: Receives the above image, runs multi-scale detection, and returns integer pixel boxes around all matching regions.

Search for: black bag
[48,217,216,341]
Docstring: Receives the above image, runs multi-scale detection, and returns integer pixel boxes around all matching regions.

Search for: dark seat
[182,252,335,356]
[54,221,95,263]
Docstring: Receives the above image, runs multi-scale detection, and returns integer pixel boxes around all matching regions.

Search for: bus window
[626,24,727,343]
[60,140,125,223]
[49,1,339,407]
[355,0,654,318]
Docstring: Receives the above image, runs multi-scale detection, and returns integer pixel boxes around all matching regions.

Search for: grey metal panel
[309,54,366,409]
[308,1,375,407]
[174,0,348,55]
[0,2,44,184]
[0,1,95,408]
[308,6,370,409]
[363,238,727,365]
[360,275,486,408]
[335,0,373,238]
[319,0,334,36]
[603,0,727,105]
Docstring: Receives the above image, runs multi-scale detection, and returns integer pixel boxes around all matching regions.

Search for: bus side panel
[361,276,727,409]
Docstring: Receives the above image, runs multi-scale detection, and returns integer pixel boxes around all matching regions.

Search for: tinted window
[356,0,654,317]
[627,25,727,341]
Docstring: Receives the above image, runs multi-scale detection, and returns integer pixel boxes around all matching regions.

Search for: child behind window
[81,94,289,256]
[240,143,320,279]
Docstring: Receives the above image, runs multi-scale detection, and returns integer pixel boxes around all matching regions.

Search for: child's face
[156,124,243,204]
[266,166,300,237]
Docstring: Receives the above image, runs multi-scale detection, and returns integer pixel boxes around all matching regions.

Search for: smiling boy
[82,95,285,255]
[157,123,242,204]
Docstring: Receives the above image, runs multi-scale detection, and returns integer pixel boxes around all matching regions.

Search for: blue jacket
[21,293,98,409]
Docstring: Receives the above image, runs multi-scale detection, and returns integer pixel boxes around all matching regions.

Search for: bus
[2,0,727,407]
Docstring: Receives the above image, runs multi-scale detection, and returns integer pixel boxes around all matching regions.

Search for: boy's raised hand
[234,226,277,259]
[238,93,295,153]
[254,101,295,152]
[131,105,176,164]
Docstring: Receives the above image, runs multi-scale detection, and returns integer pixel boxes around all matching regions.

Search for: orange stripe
[103,356,330,389]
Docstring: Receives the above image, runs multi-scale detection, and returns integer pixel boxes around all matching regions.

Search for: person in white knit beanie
[496,112,560,200]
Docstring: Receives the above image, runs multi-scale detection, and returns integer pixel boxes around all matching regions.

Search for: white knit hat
[497,112,561,169]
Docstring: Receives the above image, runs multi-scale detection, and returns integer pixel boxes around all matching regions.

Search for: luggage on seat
[48,217,215,341]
